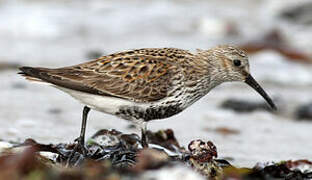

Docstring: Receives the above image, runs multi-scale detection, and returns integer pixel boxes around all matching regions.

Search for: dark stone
[126,124,136,129]
[48,108,63,115]
[146,129,181,151]
[280,2,312,25]
[220,99,271,113]
[295,103,312,120]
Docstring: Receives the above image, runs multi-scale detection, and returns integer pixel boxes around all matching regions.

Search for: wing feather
[20,48,190,102]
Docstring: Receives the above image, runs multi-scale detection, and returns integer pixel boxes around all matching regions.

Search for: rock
[220,99,271,113]
[280,2,312,25]
[132,148,170,172]
[147,129,181,151]
[295,103,312,120]
[126,124,136,129]
[286,160,312,174]
[187,140,225,179]
[188,140,218,163]
[47,108,63,115]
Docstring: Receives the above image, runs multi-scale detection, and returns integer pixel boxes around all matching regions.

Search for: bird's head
[202,45,277,110]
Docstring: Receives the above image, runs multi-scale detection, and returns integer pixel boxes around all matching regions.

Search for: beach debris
[0,129,311,180]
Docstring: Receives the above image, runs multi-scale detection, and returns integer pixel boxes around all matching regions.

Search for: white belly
[56,86,139,115]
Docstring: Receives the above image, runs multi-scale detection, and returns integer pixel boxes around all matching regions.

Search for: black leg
[68,106,90,163]
[140,123,148,148]
[78,106,91,149]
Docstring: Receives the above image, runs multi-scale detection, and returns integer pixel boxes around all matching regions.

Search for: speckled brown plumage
[20,48,209,102]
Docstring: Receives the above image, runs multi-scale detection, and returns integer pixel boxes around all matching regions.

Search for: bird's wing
[20,48,191,102]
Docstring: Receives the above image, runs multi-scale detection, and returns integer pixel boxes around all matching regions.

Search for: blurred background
[1,0,312,167]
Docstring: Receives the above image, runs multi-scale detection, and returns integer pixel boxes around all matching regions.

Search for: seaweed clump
[0,129,311,180]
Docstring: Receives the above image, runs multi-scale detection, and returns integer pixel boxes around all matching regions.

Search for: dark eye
[233,59,241,67]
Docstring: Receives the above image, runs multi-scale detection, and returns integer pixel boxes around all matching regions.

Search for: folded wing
[19,49,184,102]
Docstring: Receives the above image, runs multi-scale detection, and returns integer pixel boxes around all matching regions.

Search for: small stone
[132,149,169,172]
[187,140,224,178]
[220,98,270,113]
[295,103,312,120]
[147,129,180,151]
[126,124,136,129]
[47,108,62,115]
[280,2,312,25]
[88,129,122,147]
[188,140,217,163]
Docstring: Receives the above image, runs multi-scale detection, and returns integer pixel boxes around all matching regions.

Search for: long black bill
[245,74,277,110]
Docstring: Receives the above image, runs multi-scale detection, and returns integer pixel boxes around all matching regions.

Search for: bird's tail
[18,66,48,83]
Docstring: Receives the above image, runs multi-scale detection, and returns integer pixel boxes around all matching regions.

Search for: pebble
[220,99,270,113]
[295,103,312,120]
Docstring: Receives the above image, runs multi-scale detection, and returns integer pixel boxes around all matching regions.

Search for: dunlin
[19,45,276,152]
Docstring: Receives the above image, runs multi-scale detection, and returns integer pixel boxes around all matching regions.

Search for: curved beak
[245,74,277,110]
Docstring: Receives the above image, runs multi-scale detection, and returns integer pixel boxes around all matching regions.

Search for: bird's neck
[180,59,229,107]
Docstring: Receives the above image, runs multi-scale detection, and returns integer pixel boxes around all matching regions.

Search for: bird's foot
[141,141,149,148]
[66,136,88,166]
[73,136,88,156]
